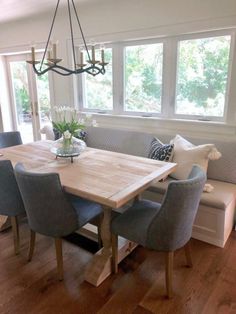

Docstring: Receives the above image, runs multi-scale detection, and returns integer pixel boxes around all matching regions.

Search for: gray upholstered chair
[15,163,102,281]
[0,160,25,255]
[111,165,206,298]
[0,131,22,148]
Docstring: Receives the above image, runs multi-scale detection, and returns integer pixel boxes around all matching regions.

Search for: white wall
[1,0,236,138]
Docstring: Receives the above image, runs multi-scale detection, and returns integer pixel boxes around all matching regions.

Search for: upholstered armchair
[0,131,23,232]
[0,160,25,254]
[111,165,206,298]
[15,163,102,280]
[0,131,22,148]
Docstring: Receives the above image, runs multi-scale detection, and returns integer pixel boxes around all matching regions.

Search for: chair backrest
[14,163,78,237]
[146,165,206,251]
[0,131,22,148]
[0,160,25,216]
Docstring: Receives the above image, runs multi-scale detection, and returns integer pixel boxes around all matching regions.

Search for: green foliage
[52,118,84,137]
[11,62,30,115]
[85,49,113,110]
[36,74,50,115]
[15,86,30,113]
[177,36,230,115]
[125,44,163,113]
[11,61,50,121]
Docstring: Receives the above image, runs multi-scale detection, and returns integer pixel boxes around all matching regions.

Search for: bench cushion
[148,178,236,211]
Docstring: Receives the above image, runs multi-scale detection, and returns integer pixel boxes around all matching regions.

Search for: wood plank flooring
[0,220,236,314]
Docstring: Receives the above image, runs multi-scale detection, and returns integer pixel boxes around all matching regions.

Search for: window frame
[120,37,165,117]
[171,30,234,122]
[76,29,235,123]
[77,44,114,114]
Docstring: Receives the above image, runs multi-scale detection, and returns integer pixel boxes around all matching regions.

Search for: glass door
[7,53,51,143]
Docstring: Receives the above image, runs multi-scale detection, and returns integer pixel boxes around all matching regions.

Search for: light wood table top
[0,140,176,209]
[0,140,177,286]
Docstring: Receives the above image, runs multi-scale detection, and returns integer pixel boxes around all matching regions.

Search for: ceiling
[0,0,93,24]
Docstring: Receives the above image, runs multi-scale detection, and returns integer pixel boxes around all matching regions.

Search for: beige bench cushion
[148,178,236,211]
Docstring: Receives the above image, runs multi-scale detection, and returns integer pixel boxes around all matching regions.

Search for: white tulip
[63,130,71,139]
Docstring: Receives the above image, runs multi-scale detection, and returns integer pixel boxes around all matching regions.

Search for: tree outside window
[125,43,163,113]
[176,36,231,117]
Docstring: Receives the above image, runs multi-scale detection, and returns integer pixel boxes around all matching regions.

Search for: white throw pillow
[170,134,221,180]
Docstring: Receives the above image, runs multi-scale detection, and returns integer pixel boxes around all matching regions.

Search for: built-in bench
[85,126,236,248]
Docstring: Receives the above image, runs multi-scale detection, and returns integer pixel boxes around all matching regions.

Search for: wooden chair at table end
[111,165,206,299]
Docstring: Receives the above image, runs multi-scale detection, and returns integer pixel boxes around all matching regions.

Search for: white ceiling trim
[0,0,94,24]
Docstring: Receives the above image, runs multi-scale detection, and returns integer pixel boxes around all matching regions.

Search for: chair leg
[165,251,174,299]
[184,242,193,268]
[134,194,142,202]
[28,230,36,262]
[10,216,20,255]
[111,234,118,274]
[55,238,63,281]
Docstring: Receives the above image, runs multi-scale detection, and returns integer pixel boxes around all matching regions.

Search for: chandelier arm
[51,65,95,76]
[33,62,106,77]
[50,68,73,76]
[33,65,72,76]
[85,67,104,76]
[71,0,91,63]
[40,0,61,71]
[67,0,77,71]
[76,65,99,74]
[33,63,56,76]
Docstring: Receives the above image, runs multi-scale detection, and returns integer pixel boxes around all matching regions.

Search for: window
[176,35,231,118]
[83,48,112,111]
[77,30,234,123]
[124,43,163,114]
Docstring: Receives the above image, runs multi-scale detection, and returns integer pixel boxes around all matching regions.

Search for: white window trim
[120,38,164,117]
[77,44,113,114]
[76,28,235,124]
[172,29,234,122]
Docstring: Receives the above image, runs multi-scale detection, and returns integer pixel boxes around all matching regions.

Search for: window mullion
[225,32,236,124]
[162,38,178,119]
[161,39,176,118]
[76,74,84,111]
[112,43,124,115]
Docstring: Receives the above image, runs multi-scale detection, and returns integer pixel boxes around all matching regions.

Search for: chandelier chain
[67,0,77,70]
[71,0,91,63]
[40,0,60,71]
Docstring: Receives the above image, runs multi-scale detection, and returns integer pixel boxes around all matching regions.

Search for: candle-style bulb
[47,49,51,60]
[31,47,35,62]
[52,40,58,60]
[92,45,95,62]
[100,44,106,63]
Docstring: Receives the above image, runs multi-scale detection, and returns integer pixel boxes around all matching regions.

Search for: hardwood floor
[0,220,236,314]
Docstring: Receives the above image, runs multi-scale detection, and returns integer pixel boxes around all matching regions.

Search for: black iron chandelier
[27,0,108,76]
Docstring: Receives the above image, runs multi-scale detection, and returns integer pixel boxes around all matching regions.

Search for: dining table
[0,140,177,286]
